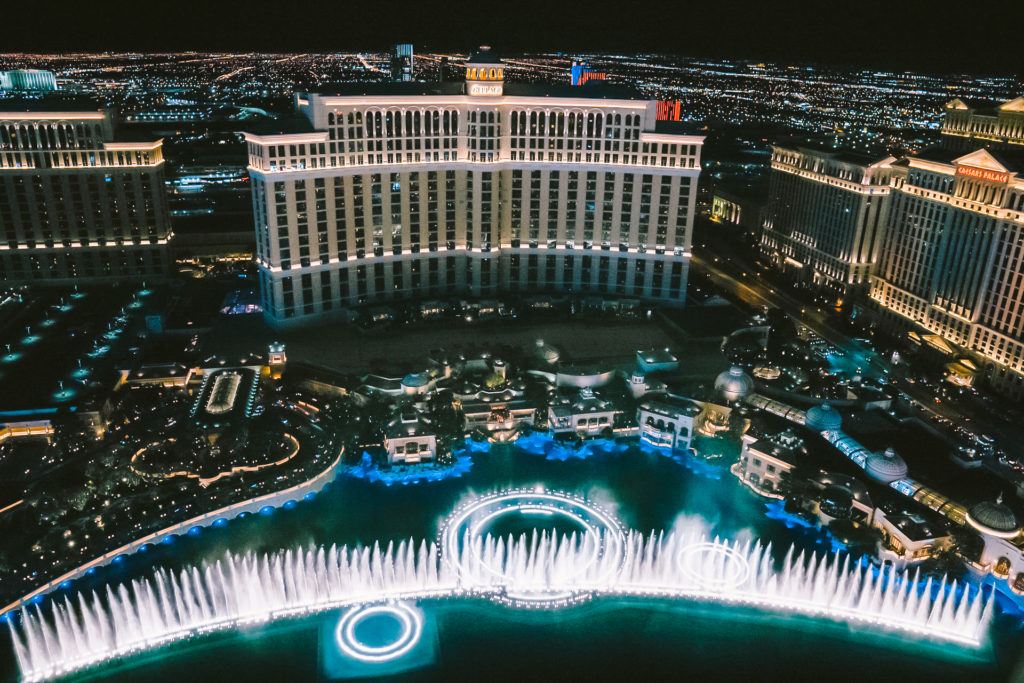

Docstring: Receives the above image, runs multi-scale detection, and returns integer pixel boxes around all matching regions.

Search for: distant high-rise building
[760,142,894,296]
[244,47,703,327]
[941,96,1024,151]
[570,61,606,87]
[0,70,58,92]
[391,43,414,82]
[0,99,172,283]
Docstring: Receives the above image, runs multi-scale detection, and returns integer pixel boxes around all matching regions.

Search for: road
[691,251,886,376]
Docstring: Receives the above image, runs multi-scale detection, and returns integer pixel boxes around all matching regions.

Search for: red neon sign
[956,165,1010,183]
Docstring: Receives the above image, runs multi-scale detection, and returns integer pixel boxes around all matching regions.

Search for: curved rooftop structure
[806,402,843,432]
[533,339,561,365]
[813,471,874,507]
[865,447,909,484]
[402,372,431,388]
[967,496,1021,538]
[715,365,754,402]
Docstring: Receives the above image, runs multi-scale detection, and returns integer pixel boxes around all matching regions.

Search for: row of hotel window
[252,146,695,170]
[0,122,104,151]
[0,250,166,279]
[773,153,888,186]
[900,171,1024,211]
[260,171,691,270]
[0,174,163,244]
[0,149,156,169]
[321,109,644,140]
[266,255,688,318]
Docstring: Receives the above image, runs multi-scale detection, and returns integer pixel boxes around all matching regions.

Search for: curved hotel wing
[0,101,171,283]
[244,53,703,327]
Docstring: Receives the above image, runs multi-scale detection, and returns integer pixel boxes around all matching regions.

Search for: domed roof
[714,365,753,401]
[806,402,842,431]
[967,496,1021,537]
[865,447,909,483]
[401,372,431,388]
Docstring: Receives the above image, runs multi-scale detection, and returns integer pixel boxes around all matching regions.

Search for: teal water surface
[3,443,1021,682]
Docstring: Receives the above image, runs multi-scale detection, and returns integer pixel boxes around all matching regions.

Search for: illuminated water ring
[440,488,627,604]
[335,602,423,663]
[677,540,750,591]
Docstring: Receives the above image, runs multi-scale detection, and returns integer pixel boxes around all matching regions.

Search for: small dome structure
[714,365,753,402]
[402,372,430,388]
[465,46,504,85]
[805,402,842,431]
[401,372,433,395]
[865,447,909,483]
[967,495,1021,538]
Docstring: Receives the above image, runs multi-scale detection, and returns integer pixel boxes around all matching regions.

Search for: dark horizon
[4,0,1021,76]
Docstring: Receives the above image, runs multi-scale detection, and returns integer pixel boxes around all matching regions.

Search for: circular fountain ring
[335,602,423,663]
[440,488,627,606]
[676,540,751,591]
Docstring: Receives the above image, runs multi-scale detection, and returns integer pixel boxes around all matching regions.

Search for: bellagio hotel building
[244,48,703,327]
[0,99,171,283]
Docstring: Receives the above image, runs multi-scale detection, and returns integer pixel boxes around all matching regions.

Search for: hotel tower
[869,142,1024,397]
[244,47,703,327]
[760,141,895,296]
[758,95,1024,397]
[0,99,171,283]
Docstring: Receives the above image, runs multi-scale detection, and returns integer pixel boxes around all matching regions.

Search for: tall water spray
[8,490,994,682]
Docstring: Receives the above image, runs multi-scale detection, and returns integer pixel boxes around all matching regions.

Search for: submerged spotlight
[335,602,423,663]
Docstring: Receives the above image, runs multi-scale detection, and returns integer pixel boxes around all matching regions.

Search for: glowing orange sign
[956,165,1010,183]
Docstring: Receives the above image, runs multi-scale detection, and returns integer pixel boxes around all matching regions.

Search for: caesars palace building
[761,96,1024,397]
[244,48,703,327]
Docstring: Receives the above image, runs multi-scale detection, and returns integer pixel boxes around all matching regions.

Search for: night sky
[8,0,1022,74]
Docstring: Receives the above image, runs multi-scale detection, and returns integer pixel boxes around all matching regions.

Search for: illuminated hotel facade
[941,96,1024,150]
[760,142,894,295]
[0,70,58,92]
[869,145,1024,397]
[244,48,703,327]
[0,101,171,283]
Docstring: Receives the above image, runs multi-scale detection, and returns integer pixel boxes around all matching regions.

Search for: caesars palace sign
[956,165,1011,184]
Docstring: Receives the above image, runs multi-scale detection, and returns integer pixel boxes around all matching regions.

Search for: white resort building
[734,429,805,498]
[547,387,619,436]
[759,96,1024,397]
[244,47,703,327]
[636,396,701,451]
[869,145,1024,397]
[941,96,1024,151]
[383,409,437,464]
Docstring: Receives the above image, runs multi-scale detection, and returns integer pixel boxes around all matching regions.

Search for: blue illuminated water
[1,441,1016,682]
